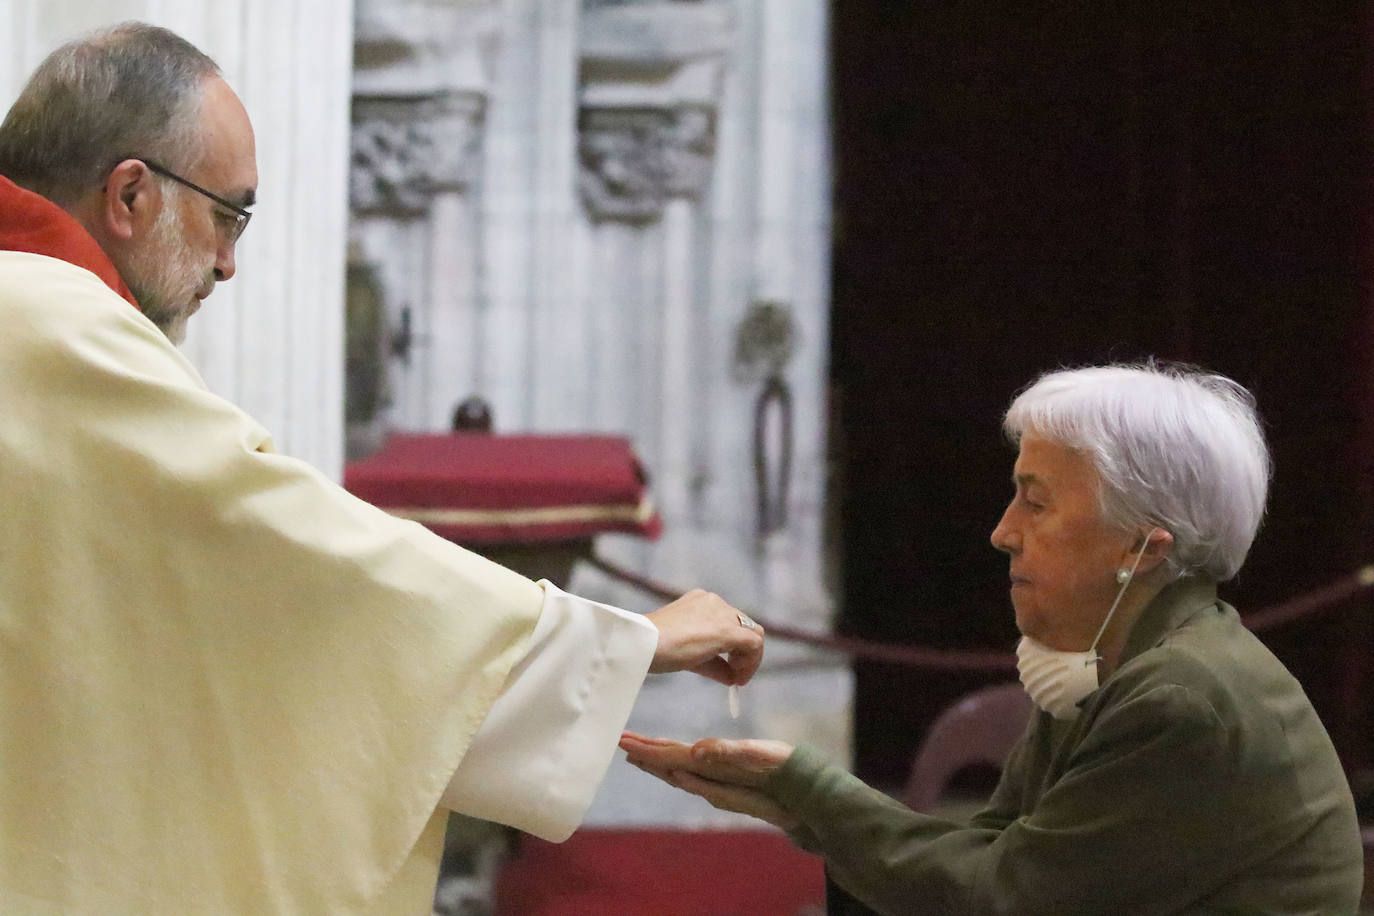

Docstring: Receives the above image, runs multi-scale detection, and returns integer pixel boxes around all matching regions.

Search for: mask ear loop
[1085,530,1158,663]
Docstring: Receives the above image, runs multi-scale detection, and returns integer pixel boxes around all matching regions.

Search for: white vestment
[0,250,657,915]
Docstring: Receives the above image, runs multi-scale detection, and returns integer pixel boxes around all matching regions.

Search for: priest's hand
[619,731,799,830]
[645,590,764,685]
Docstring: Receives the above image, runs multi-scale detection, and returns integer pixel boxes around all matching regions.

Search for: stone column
[424,97,486,430]
[481,0,582,431]
[0,0,20,105]
[349,91,486,433]
[348,0,504,442]
[573,0,848,829]
[577,0,730,549]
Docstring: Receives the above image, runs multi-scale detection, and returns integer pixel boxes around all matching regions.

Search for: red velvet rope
[585,554,1374,672]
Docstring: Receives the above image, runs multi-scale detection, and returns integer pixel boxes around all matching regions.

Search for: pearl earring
[1115,568,1131,584]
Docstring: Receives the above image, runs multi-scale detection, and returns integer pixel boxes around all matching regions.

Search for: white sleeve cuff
[438,579,658,841]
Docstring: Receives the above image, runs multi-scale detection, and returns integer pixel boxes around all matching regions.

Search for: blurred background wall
[344,0,845,827]
[830,1,1374,794]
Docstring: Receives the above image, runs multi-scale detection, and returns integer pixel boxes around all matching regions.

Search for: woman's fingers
[691,737,796,777]
[621,733,796,785]
[619,732,695,767]
[628,764,799,830]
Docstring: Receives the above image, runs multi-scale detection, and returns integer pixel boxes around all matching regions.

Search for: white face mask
[1015,637,1100,720]
[1015,533,1156,720]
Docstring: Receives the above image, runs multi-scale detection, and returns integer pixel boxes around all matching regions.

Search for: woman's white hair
[1003,361,1270,582]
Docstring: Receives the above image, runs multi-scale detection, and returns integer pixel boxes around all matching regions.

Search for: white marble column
[572,0,845,829]
[349,88,487,433]
[0,0,21,105]
[426,190,479,427]
[333,0,843,830]
[657,197,698,521]
[480,0,582,430]
[749,0,832,631]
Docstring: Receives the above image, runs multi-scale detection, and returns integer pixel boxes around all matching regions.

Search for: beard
[123,201,214,345]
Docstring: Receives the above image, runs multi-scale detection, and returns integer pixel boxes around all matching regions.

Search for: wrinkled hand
[645,590,764,685]
[619,731,799,830]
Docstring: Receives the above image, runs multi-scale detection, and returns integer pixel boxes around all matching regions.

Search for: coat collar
[1119,575,1221,665]
[0,174,139,308]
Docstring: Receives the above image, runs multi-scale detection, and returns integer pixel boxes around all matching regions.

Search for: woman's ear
[1134,527,1174,576]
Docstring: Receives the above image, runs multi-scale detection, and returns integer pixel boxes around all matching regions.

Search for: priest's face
[124,199,212,344]
[127,75,257,344]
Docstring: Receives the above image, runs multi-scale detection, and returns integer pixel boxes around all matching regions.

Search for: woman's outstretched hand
[619,731,800,830]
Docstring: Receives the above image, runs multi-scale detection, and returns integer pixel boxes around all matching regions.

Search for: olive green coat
[769,577,1363,914]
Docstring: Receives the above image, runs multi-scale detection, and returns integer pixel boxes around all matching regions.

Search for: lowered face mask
[1015,533,1156,720]
[1015,637,1100,720]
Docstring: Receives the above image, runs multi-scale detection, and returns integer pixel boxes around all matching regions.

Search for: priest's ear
[98,158,165,241]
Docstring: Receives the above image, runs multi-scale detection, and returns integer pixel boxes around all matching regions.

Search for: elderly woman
[621,362,1364,914]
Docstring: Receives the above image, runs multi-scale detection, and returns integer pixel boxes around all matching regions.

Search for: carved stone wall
[346,0,843,832]
[578,106,716,221]
[352,93,484,213]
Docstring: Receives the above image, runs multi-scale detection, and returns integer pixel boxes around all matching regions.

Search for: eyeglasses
[141,158,252,244]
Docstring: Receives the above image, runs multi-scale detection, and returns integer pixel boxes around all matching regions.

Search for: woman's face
[989,436,1137,650]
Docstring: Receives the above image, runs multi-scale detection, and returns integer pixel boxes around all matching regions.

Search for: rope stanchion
[585,553,1374,674]
[585,553,1016,672]
[1241,565,1374,632]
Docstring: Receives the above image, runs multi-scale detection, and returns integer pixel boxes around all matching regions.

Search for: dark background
[829,2,1374,791]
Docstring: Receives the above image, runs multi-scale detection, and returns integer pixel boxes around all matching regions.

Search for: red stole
[0,174,139,308]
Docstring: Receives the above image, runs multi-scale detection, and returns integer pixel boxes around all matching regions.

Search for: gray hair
[0,22,219,206]
[1003,362,1271,582]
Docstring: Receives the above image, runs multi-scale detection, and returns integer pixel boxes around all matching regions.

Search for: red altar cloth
[343,433,662,545]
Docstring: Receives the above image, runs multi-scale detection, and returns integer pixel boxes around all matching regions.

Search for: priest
[0,21,764,915]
